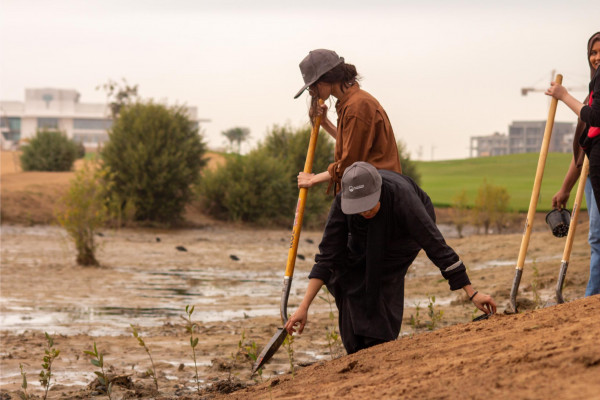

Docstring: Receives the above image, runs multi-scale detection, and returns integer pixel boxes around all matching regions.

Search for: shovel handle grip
[284,99,324,278]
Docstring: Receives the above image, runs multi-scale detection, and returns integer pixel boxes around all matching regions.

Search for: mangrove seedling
[318,286,342,359]
[131,324,158,391]
[426,295,444,331]
[183,304,201,393]
[227,330,245,380]
[19,363,30,400]
[39,332,60,400]
[409,301,422,330]
[244,339,263,381]
[84,341,112,400]
[282,334,295,378]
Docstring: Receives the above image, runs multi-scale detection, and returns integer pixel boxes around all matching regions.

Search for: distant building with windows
[0,88,205,150]
[469,132,509,157]
[469,120,575,157]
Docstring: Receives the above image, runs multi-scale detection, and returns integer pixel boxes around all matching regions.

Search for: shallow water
[0,267,312,336]
[1,224,555,337]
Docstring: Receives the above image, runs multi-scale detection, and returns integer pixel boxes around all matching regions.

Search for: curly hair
[317,62,360,88]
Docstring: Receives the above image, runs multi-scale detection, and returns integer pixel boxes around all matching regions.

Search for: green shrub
[20,130,78,171]
[75,142,86,159]
[101,101,207,224]
[200,152,295,225]
[257,124,334,225]
[473,179,511,234]
[199,124,335,226]
[56,162,110,266]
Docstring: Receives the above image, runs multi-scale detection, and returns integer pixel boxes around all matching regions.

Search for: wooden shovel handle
[561,156,589,261]
[516,74,563,270]
[284,99,324,278]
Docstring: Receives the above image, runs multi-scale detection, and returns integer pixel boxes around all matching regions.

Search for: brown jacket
[327,85,402,192]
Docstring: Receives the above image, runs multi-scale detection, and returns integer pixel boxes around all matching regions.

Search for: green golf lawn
[416,153,587,212]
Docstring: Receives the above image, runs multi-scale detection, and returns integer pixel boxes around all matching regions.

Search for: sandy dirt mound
[218,296,600,400]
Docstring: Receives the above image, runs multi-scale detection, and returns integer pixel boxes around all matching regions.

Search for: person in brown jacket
[294,49,402,193]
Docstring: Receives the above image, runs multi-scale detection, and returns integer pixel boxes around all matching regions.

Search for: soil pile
[218,296,600,400]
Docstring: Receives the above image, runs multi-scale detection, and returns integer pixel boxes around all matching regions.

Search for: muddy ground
[1,152,599,399]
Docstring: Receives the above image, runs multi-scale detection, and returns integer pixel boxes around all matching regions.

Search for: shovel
[252,99,324,374]
[555,156,589,303]
[508,74,563,314]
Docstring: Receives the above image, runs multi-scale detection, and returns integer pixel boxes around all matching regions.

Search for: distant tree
[102,101,207,224]
[75,141,86,159]
[96,78,139,118]
[397,139,421,185]
[492,186,511,233]
[222,127,251,154]
[473,179,510,234]
[451,189,470,238]
[259,124,333,180]
[20,130,78,171]
[258,124,334,224]
[199,152,293,224]
[199,124,335,226]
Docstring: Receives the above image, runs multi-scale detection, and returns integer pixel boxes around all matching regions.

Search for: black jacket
[308,170,470,342]
[579,67,600,150]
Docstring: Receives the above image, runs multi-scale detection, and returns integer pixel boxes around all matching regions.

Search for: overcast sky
[0,0,597,160]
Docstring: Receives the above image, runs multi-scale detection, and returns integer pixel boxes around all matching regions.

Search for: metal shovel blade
[251,327,288,374]
[555,260,568,304]
[507,268,523,314]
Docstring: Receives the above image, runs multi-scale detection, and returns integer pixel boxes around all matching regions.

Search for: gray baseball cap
[341,162,382,214]
[293,49,344,99]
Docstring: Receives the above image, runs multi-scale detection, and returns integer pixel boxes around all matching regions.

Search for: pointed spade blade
[252,327,288,374]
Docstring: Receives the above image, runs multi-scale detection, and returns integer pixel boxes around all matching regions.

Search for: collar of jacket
[335,83,360,113]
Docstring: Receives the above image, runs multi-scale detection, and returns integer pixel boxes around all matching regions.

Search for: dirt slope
[219,296,600,400]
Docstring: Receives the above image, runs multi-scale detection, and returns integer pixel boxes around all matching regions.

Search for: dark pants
[342,333,388,354]
[588,141,600,215]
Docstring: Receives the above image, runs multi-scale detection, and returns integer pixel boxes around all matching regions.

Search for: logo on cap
[348,185,364,192]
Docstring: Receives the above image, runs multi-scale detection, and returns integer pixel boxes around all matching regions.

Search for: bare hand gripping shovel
[555,156,589,303]
[508,74,563,314]
[252,100,323,374]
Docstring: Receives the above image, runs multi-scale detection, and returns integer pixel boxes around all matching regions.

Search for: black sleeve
[308,196,349,284]
[580,75,600,127]
[397,188,471,290]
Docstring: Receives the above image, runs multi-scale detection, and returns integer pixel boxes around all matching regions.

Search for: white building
[470,120,575,157]
[0,88,204,150]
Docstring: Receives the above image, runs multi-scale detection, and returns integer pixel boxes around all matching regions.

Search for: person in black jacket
[546,32,600,209]
[550,32,600,296]
[285,161,497,354]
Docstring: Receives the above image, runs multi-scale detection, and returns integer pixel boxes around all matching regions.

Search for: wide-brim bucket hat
[293,49,343,99]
